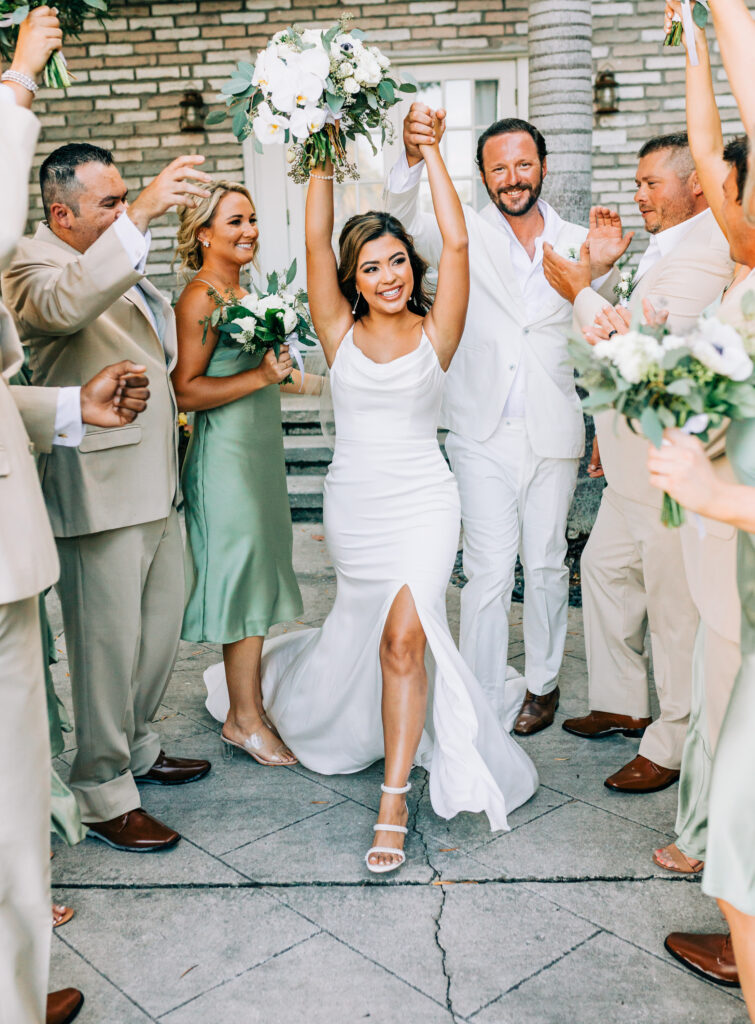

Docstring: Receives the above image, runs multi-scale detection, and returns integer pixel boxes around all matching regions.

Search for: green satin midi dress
[702,417,755,914]
[180,341,303,644]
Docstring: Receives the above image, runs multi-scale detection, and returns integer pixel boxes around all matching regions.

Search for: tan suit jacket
[574,208,735,509]
[0,99,60,605]
[2,221,179,537]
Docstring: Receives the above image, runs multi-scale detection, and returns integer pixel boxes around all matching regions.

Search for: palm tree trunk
[528,0,593,225]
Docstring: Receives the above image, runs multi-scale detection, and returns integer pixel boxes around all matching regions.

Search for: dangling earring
[352,291,361,315]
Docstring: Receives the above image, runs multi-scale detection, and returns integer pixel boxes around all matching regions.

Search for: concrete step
[288,473,325,511]
[283,434,332,465]
[281,393,322,433]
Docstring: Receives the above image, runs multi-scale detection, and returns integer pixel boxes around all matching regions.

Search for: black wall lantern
[180,90,207,133]
[594,69,619,115]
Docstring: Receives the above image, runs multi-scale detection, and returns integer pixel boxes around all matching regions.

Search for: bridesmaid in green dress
[172,181,304,766]
[648,417,755,1018]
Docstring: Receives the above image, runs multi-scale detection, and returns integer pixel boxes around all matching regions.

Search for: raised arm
[665,2,728,232]
[421,127,469,371]
[706,0,755,129]
[305,160,352,364]
[171,283,292,412]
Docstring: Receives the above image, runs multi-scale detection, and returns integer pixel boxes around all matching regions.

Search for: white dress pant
[445,417,579,725]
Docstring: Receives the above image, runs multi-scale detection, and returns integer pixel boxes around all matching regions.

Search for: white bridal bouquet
[207,16,417,182]
[569,298,755,527]
[201,261,317,384]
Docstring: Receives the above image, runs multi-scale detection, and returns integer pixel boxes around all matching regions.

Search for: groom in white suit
[386,108,612,735]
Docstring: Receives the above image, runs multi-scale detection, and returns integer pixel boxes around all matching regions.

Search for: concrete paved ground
[47,525,747,1023]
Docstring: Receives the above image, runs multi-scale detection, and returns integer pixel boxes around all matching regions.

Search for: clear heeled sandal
[365,782,411,875]
[221,730,298,766]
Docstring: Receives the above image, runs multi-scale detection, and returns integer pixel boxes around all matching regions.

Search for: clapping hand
[403,103,446,165]
[586,207,634,277]
[582,303,632,345]
[80,361,150,428]
[127,156,213,233]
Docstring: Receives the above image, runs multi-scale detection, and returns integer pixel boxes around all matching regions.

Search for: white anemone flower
[691,317,753,381]
[290,104,327,140]
[252,102,290,145]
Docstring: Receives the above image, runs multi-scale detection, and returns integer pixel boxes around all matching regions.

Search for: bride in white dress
[205,119,538,872]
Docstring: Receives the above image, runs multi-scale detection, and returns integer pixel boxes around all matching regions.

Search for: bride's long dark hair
[337,212,432,319]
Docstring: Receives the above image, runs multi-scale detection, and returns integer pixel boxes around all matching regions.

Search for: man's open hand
[127,156,213,233]
[586,207,634,277]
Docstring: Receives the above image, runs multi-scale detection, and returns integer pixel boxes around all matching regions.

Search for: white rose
[337,61,354,79]
[240,294,260,314]
[374,49,391,70]
[235,315,258,340]
[355,54,381,87]
[342,76,360,94]
[282,307,297,334]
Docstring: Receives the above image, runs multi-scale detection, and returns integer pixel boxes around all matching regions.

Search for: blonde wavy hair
[174,180,257,279]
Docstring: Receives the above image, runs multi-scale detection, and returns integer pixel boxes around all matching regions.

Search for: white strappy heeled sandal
[365,782,411,875]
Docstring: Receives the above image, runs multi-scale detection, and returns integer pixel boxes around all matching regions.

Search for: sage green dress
[181,339,303,643]
[702,417,755,914]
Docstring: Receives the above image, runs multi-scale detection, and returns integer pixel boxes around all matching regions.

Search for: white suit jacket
[385,182,593,458]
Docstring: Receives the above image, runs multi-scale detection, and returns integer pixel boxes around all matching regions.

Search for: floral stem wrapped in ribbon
[569,296,755,527]
[207,15,417,183]
[0,0,110,88]
[201,260,318,386]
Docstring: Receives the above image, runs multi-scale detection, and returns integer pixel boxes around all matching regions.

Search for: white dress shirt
[389,153,606,418]
[635,209,709,283]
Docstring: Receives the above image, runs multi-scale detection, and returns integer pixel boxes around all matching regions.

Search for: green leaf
[84,0,108,9]
[665,378,692,395]
[251,90,264,110]
[640,406,664,448]
[656,405,676,427]
[222,78,254,96]
[253,136,264,155]
[267,271,279,293]
[351,28,366,39]
[11,6,29,24]
[232,108,249,139]
[205,109,228,126]
[692,2,708,28]
[323,25,340,47]
[377,79,395,104]
[325,91,345,115]
[365,90,378,110]
[398,81,418,93]
[286,260,297,285]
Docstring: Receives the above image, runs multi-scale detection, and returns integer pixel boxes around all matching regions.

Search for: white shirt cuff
[113,213,151,273]
[53,386,85,447]
[590,271,612,291]
[0,83,16,106]
[387,151,424,194]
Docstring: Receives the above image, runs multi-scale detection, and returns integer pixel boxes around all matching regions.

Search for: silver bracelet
[310,172,335,181]
[1,69,38,95]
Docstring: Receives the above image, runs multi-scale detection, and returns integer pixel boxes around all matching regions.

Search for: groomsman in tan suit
[2,144,215,852]
[0,10,154,1022]
[543,133,735,793]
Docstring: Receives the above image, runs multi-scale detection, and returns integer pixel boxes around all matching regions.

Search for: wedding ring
[607,329,618,338]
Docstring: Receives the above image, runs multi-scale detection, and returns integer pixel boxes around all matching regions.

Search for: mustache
[498,184,534,196]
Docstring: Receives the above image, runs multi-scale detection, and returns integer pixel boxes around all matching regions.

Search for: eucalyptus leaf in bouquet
[569,302,755,527]
[0,0,110,88]
[208,15,417,182]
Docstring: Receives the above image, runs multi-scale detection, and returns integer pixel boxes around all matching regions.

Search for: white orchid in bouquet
[569,297,755,528]
[207,15,417,183]
[0,0,110,89]
[200,261,318,385]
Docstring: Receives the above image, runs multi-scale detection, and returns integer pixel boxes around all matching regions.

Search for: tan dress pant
[0,596,51,1024]
[581,487,698,769]
[56,509,183,823]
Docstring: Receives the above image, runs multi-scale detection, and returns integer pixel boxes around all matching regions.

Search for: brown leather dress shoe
[664,932,740,987]
[604,754,680,793]
[47,988,84,1024]
[87,808,180,852]
[134,750,211,786]
[562,710,651,739]
[513,687,560,736]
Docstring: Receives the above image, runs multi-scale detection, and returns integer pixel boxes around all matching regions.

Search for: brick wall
[24,0,753,294]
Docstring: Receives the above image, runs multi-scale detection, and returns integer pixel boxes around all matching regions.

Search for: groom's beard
[487,176,543,218]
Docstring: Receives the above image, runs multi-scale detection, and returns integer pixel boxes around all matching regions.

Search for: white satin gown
[205,327,538,831]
